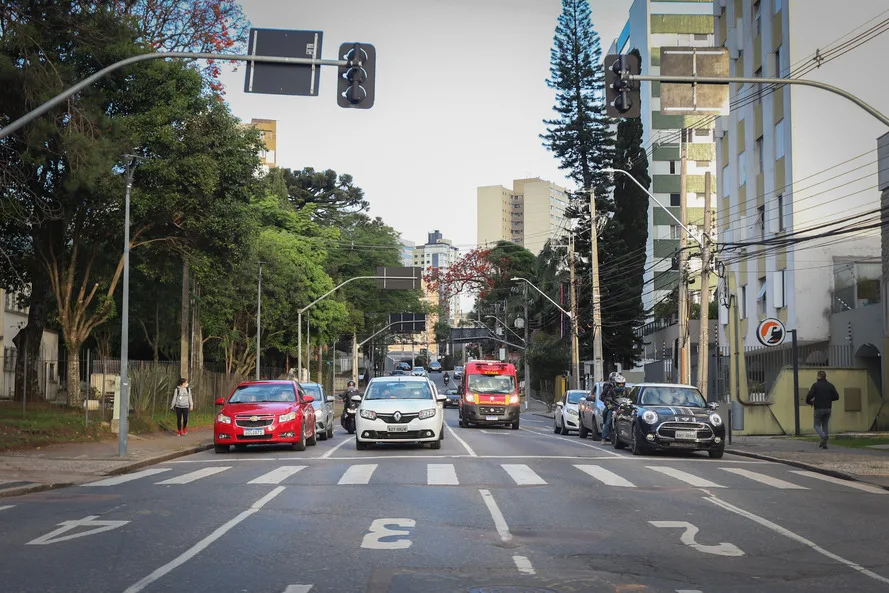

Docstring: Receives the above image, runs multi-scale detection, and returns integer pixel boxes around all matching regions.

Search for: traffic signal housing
[604,53,641,118]
[337,42,376,109]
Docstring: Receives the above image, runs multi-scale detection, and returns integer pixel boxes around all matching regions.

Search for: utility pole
[568,232,581,390]
[697,172,712,398]
[523,283,531,404]
[352,332,359,385]
[589,190,604,383]
[678,136,691,385]
[255,262,262,381]
[118,157,136,457]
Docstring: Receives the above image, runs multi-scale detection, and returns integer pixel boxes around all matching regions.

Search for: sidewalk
[0,427,213,498]
[727,434,889,490]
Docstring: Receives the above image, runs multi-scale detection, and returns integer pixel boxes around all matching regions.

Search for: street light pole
[256,262,263,381]
[118,156,136,458]
[523,284,531,406]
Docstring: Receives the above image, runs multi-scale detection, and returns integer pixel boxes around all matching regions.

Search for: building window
[681,129,694,143]
[669,161,676,174]
[775,119,785,159]
[670,193,681,207]
[695,128,712,139]
[774,45,782,77]
[833,261,882,312]
[776,193,785,231]
[738,151,747,186]
[774,270,786,308]
[774,0,782,14]
[722,164,730,198]
[757,205,765,238]
[740,285,748,319]
[755,136,764,173]
[757,276,767,316]
[753,1,762,37]
[696,160,709,168]
[669,225,682,239]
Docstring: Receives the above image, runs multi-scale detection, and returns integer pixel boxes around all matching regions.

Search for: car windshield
[228,384,296,403]
[467,374,515,394]
[412,367,424,372]
[639,387,707,408]
[447,389,458,395]
[302,384,322,401]
[364,381,433,400]
[566,391,585,404]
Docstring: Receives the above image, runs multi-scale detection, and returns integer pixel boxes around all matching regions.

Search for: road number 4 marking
[26,515,130,546]
[649,520,744,557]
[360,518,415,550]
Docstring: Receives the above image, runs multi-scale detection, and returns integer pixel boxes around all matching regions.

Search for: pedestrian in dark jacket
[805,370,840,449]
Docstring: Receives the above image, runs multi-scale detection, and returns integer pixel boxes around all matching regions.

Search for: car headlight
[465,394,475,403]
[710,413,723,426]
[509,394,520,404]
[567,408,579,416]
[641,410,658,424]
[216,413,231,424]
[418,408,437,420]
[360,409,376,420]
[278,411,297,423]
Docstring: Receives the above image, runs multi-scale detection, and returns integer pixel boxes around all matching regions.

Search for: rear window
[365,381,433,400]
[302,384,322,399]
[229,384,296,404]
[566,391,585,404]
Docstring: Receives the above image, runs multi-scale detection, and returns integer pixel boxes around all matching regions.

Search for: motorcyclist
[599,372,627,444]
[340,380,360,404]
[443,372,450,386]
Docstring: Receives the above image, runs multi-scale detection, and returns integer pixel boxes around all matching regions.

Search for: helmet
[613,373,627,391]
[608,371,617,383]
[347,380,356,388]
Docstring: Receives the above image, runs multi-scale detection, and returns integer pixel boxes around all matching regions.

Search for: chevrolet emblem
[394,411,402,422]
[250,416,259,422]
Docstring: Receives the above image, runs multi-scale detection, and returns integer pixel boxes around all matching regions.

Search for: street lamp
[118,155,137,458]
[484,314,525,343]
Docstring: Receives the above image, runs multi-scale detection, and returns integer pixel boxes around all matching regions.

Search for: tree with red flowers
[424,247,494,303]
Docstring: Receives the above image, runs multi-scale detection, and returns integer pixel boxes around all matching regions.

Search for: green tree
[277,167,370,226]
[526,332,570,409]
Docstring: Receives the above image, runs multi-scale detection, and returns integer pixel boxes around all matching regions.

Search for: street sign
[660,47,729,115]
[756,318,787,347]
[244,28,323,96]
[388,313,426,334]
[376,266,422,290]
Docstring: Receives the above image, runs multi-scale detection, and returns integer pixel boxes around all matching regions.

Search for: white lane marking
[123,486,285,593]
[0,505,15,512]
[338,464,377,485]
[445,423,477,457]
[648,466,724,488]
[721,468,808,490]
[676,590,703,593]
[479,489,512,542]
[705,493,889,585]
[282,586,313,593]
[156,466,230,485]
[248,466,306,485]
[649,520,744,556]
[360,518,415,550]
[519,426,623,456]
[790,470,888,494]
[82,468,171,487]
[513,555,535,575]
[480,430,510,435]
[574,464,636,487]
[26,515,130,545]
[427,464,459,485]
[319,435,353,459]
[502,464,547,485]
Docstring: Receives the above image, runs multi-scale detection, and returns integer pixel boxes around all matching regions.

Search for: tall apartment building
[609,0,719,315]
[250,118,277,173]
[715,0,885,348]
[477,178,569,255]
[399,238,415,267]
[412,230,460,322]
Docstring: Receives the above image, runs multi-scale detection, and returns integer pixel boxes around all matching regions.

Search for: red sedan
[214,380,317,453]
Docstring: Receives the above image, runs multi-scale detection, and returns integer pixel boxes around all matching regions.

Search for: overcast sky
[219,0,633,251]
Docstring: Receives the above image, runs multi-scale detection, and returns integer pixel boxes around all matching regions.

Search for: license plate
[675,430,697,440]
[387,425,409,433]
[485,415,499,421]
[243,428,264,436]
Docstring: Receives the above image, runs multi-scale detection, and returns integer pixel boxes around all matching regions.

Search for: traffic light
[604,53,641,118]
[337,42,376,109]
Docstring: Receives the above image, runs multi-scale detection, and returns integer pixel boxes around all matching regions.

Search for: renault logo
[394,411,402,422]
[250,416,259,422]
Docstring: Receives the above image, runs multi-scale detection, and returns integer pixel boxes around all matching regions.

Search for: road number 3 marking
[361,518,415,550]
[649,520,744,557]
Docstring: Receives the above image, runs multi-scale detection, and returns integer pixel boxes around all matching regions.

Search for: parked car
[454,365,464,380]
[214,380,317,453]
[411,366,428,377]
[396,362,412,372]
[355,376,447,450]
[300,382,336,440]
[390,369,406,376]
[578,381,634,440]
[429,361,442,373]
[553,390,587,435]
[611,383,725,458]
[444,387,460,408]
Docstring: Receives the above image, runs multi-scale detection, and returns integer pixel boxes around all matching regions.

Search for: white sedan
[554,390,588,435]
[356,376,446,450]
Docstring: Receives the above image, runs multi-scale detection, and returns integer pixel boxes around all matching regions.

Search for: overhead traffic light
[604,53,641,118]
[337,42,376,109]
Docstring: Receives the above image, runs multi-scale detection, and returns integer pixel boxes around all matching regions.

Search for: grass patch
[0,401,107,451]
[130,409,216,434]
[793,436,889,449]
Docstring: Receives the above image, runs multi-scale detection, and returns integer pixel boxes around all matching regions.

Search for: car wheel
[429,435,442,449]
[631,423,649,456]
[327,424,334,439]
[306,426,317,446]
[578,421,589,439]
[234,444,247,452]
[560,423,570,436]
[708,448,725,459]
[613,423,626,449]
[511,418,520,430]
[591,419,601,442]
[553,419,561,434]
[318,425,328,441]
[459,412,467,428]
[214,444,229,454]
[356,437,368,451]
[292,427,307,452]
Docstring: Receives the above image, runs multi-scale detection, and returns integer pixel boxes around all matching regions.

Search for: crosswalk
[78,462,888,494]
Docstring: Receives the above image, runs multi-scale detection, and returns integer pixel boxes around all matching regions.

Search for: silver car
[300,382,335,440]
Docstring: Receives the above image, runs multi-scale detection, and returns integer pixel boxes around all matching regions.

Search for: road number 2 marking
[649,520,744,557]
[361,518,415,550]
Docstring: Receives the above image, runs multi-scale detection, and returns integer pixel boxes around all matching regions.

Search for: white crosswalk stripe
[790,470,888,494]
[427,464,459,485]
[83,468,172,487]
[338,464,377,485]
[502,464,547,485]
[647,466,725,488]
[721,468,808,490]
[248,466,307,485]
[156,466,231,485]
[574,464,636,487]
[0,505,15,512]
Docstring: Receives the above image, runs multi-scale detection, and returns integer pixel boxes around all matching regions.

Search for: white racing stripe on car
[338,464,378,485]
[574,464,636,487]
[502,464,547,485]
[427,464,459,485]
[720,468,808,490]
[647,466,725,488]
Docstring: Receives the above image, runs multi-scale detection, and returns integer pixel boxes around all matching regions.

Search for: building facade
[412,230,460,323]
[477,178,569,255]
[399,238,415,267]
[715,0,885,349]
[250,118,277,173]
[609,0,719,315]
[1,289,60,400]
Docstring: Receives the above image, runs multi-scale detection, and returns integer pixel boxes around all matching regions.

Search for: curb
[0,481,76,499]
[532,412,554,419]
[726,449,889,492]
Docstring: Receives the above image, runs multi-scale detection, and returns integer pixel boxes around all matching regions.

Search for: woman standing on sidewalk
[171,378,194,436]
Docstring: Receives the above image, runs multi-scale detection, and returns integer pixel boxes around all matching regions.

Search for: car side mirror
[302,395,314,404]
[707,401,719,410]
[586,396,596,402]
[215,397,224,406]
[326,396,335,403]
[350,394,363,403]
[555,401,564,407]
[436,394,447,402]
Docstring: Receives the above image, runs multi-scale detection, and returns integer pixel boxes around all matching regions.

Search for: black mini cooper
[611,383,725,458]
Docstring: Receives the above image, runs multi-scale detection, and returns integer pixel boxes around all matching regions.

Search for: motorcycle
[340,391,362,434]
[443,374,450,387]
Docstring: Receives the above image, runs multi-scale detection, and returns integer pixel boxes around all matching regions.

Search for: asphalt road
[1,372,888,592]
